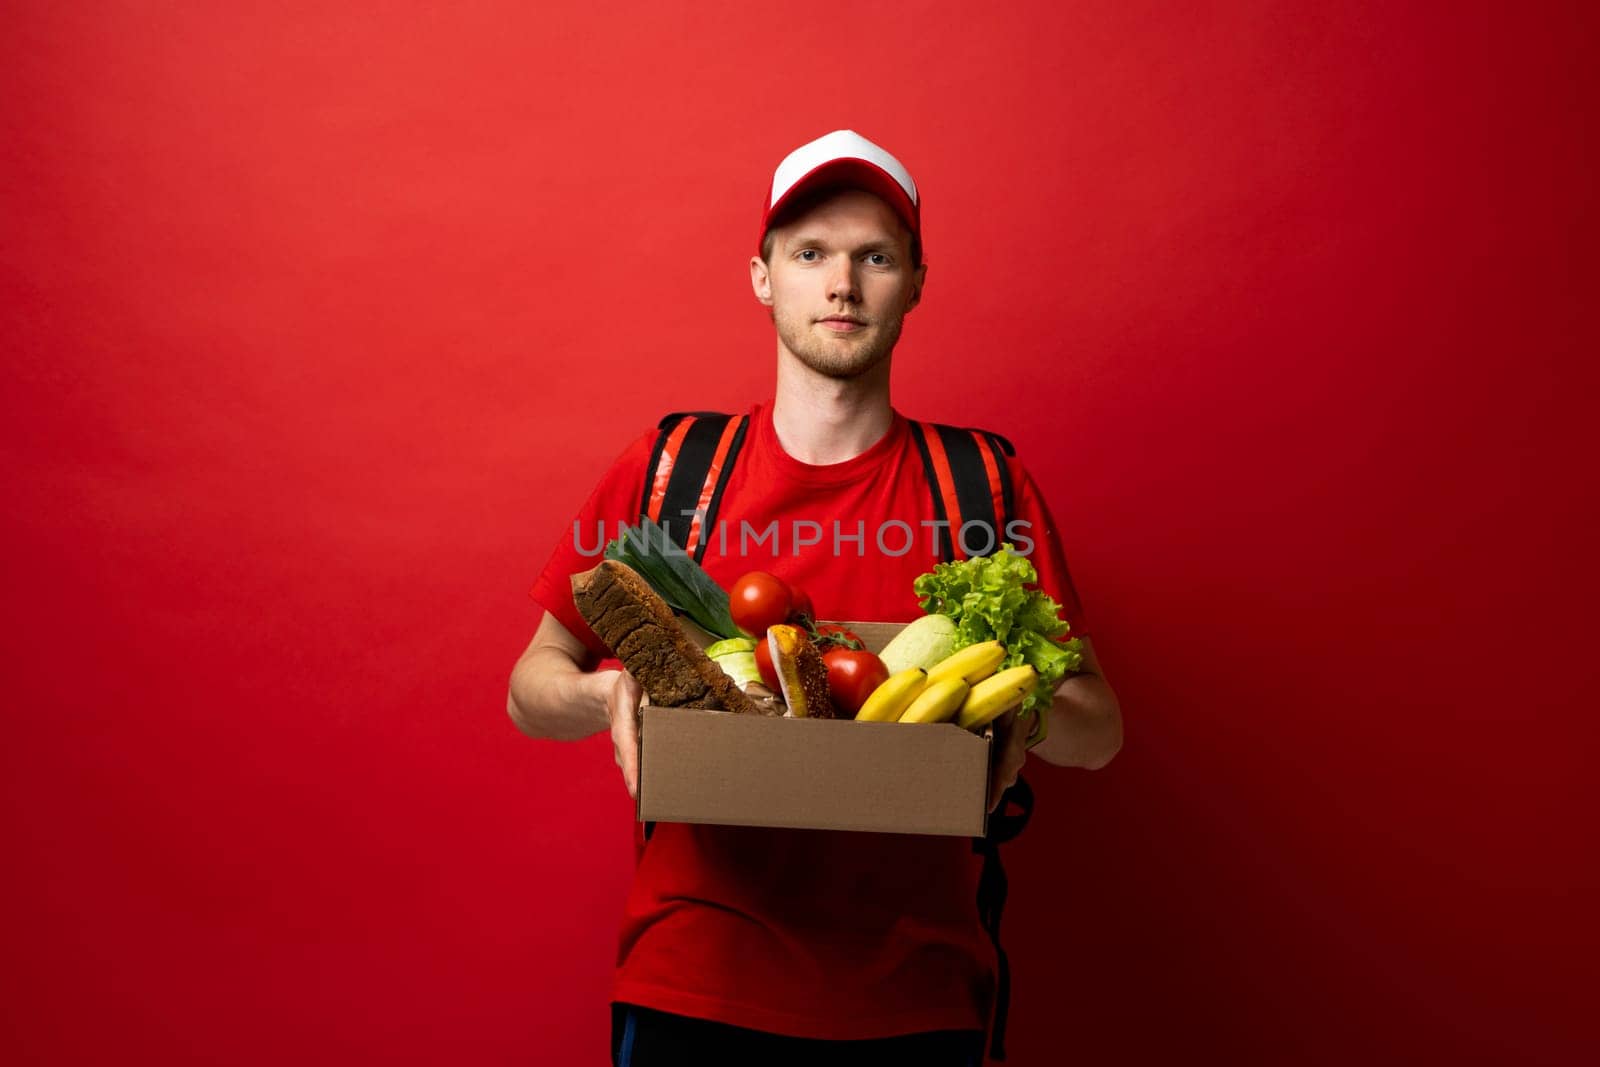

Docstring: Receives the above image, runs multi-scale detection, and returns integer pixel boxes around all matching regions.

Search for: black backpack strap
[639,411,752,563]
[909,421,1015,561]
[907,421,955,561]
[912,419,1030,1059]
[978,429,1016,538]
[973,773,1034,1062]
[636,411,753,844]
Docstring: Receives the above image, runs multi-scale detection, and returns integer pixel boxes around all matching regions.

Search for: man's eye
[867,253,890,266]
[798,249,819,261]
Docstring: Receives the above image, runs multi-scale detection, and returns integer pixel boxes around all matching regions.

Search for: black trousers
[611,1002,987,1067]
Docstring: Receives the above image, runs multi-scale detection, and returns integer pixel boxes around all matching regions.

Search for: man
[508,130,1122,1066]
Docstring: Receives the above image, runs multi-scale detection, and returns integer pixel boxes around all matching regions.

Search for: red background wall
[3,2,1593,1063]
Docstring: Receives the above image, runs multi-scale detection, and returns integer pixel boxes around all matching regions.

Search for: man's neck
[771,351,894,465]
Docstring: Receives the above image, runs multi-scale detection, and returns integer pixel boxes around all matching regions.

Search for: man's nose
[828,258,860,302]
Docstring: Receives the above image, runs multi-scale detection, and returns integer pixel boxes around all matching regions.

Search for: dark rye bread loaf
[571,560,765,715]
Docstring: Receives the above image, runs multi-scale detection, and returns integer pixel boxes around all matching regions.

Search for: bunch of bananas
[855,641,1038,731]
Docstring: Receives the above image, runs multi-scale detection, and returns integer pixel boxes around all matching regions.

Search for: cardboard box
[636,621,994,837]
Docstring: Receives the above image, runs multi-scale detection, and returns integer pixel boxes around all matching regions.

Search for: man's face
[750,188,926,380]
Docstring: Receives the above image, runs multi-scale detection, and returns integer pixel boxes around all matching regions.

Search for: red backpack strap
[908,420,1015,560]
[639,411,751,563]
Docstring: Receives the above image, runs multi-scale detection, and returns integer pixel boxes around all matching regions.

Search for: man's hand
[987,708,1029,813]
[598,668,645,799]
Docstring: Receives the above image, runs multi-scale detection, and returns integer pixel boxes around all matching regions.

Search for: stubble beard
[771,306,905,380]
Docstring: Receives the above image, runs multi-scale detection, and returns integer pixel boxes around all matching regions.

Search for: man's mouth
[819,316,866,331]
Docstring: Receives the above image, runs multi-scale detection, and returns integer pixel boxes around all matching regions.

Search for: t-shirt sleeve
[1007,458,1092,641]
[527,427,659,662]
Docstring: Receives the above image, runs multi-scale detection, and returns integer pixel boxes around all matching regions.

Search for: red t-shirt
[528,398,1089,1040]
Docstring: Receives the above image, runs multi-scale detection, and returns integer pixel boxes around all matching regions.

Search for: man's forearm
[1029,672,1122,769]
[507,648,610,742]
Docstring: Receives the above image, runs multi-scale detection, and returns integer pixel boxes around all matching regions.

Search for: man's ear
[750,255,774,306]
[905,261,927,312]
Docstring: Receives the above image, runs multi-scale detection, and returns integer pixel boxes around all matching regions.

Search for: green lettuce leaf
[913,544,1083,722]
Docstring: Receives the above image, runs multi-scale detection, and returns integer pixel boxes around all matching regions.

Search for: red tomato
[730,572,793,637]
[787,584,814,625]
[753,636,779,690]
[822,648,889,718]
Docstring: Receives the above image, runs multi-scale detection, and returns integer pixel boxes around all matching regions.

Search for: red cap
[757,130,921,254]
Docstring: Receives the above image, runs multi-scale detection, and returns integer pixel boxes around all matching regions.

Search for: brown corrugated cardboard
[636,621,993,837]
